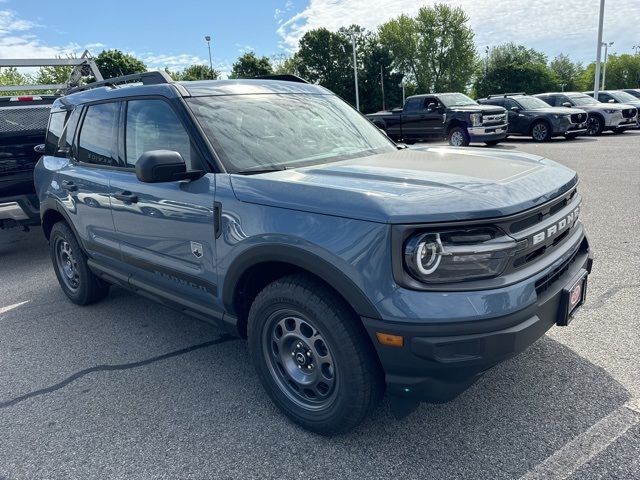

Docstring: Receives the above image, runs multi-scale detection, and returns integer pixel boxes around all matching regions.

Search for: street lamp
[204,35,213,79]
[601,41,614,90]
[347,31,360,111]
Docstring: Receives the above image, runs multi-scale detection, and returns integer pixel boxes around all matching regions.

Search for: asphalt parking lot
[1,131,639,480]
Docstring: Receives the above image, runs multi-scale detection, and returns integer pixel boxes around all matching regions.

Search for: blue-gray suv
[35,72,592,434]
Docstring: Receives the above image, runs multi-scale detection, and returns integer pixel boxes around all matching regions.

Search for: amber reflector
[376,332,404,347]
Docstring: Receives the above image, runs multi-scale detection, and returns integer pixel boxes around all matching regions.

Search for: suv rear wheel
[49,221,110,305]
[247,274,383,435]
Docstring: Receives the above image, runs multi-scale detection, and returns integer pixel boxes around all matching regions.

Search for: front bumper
[0,194,40,228]
[362,235,592,403]
[468,124,508,142]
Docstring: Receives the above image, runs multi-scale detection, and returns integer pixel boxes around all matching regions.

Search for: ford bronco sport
[35,72,592,435]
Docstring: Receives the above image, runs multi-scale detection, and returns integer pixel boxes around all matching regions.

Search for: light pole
[601,41,613,90]
[347,31,360,111]
[204,35,213,79]
[593,0,605,98]
[380,65,385,111]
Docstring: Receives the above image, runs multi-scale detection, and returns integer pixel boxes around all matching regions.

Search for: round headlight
[416,234,442,275]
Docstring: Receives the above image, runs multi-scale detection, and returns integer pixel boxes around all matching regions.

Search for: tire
[247,274,383,435]
[485,139,501,146]
[49,221,110,305]
[531,120,551,142]
[448,126,470,146]
[612,127,626,134]
[586,115,604,136]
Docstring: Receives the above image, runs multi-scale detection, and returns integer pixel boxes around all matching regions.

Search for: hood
[581,102,635,112]
[528,107,586,115]
[230,147,578,224]
[449,104,505,114]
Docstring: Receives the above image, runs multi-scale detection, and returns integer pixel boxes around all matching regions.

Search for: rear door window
[77,102,120,166]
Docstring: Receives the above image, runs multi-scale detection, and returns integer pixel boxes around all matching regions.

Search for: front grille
[483,113,506,125]
[622,108,637,119]
[534,245,580,295]
[570,113,587,124]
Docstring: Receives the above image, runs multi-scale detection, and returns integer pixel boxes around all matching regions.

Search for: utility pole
[380,65,385,111]
[593,0,605,98]
[601,41,613,90]
[348,31,360,111]
[205,35,213,79]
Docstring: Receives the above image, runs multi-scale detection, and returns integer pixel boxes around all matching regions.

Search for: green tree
[292,27,354,103]
[176,64,219,80]
[0,67,33,95]
[359,33,405,112]
[229,52,273,78]
[95,49,146,79]
[580,54,640,90]
[474,43,556,97]
[549,54,583,91]
[379,4,476,93]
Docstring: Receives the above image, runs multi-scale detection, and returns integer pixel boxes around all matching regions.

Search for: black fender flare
[40,197,82,244]
[222,244,382,320]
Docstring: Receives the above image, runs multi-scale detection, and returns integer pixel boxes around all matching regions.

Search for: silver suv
[535,92,638,135]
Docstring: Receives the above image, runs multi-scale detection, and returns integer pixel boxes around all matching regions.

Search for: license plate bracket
[557,269,588,326]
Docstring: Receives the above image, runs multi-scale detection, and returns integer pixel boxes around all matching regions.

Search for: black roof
[53,78,330,112]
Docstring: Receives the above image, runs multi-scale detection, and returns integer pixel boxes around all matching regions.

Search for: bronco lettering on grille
[531,205,580,246]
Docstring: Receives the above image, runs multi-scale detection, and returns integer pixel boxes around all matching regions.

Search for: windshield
[609,91,638,103]
[568,94,599,106]
[516,96,552,110]
[187,94,395,173]
[438,93,477,107]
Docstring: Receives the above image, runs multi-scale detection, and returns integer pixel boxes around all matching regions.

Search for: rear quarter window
[77,102,120,166]
[45,111,67,156]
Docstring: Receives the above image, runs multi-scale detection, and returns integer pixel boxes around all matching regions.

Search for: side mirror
[608,99,615,103]
[34,144,45,154]
[135,150,202,183]
[510,106,520,112]
[562,102,572,108]
[426,103,436,112]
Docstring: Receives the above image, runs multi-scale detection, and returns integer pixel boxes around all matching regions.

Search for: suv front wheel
[49,221,110,305]
[247,274,383,435]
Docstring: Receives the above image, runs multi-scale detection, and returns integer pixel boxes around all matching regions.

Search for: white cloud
[277,0,640,62]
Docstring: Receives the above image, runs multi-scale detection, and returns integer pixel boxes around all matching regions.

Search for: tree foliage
[230,52,273,78]
[549,54,583,91]
[579,54,640,90]
[474,43,556,97]
[95,49,146,79]
[378,4,476,93]
[166,64,219,81]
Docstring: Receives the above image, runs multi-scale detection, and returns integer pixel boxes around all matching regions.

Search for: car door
[504,99,526,133]
[421,96,445,138]
[109,98,219,311]
[401,97,428,139]
[56,101,121,258]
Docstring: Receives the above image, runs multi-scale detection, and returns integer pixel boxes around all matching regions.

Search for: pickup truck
[0,95,57,229]
[366,92,508,146]
[36,74,592,435]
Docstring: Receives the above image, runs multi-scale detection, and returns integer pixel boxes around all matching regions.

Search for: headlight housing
[469,113,483,126]
[604,109,617,114]
[403,227,516,283]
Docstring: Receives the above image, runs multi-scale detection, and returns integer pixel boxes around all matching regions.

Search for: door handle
[61,180,77,192]
[113,191,139,203]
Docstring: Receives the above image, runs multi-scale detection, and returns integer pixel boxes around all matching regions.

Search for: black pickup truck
[0,95,57,229]
[366,92,508,146]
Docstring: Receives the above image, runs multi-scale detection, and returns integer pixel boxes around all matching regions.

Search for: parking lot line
[519,399,640,480]
[0,300,30,315]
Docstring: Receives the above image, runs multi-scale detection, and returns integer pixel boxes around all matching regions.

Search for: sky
[1,0,639,78]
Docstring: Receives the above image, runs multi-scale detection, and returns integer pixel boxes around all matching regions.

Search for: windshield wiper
[235,165,287,175]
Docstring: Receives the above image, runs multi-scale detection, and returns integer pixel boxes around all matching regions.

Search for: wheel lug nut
[307,365,312,369]
[306,352,311,357]
[291,352,295,356]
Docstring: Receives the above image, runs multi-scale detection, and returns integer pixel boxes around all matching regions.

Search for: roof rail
[253,74,309,84]
[67,70,173,94]
[487,92,527,98]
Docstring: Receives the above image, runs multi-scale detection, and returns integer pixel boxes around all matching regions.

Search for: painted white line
[0,300,29,316]
[519,399,640,480]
